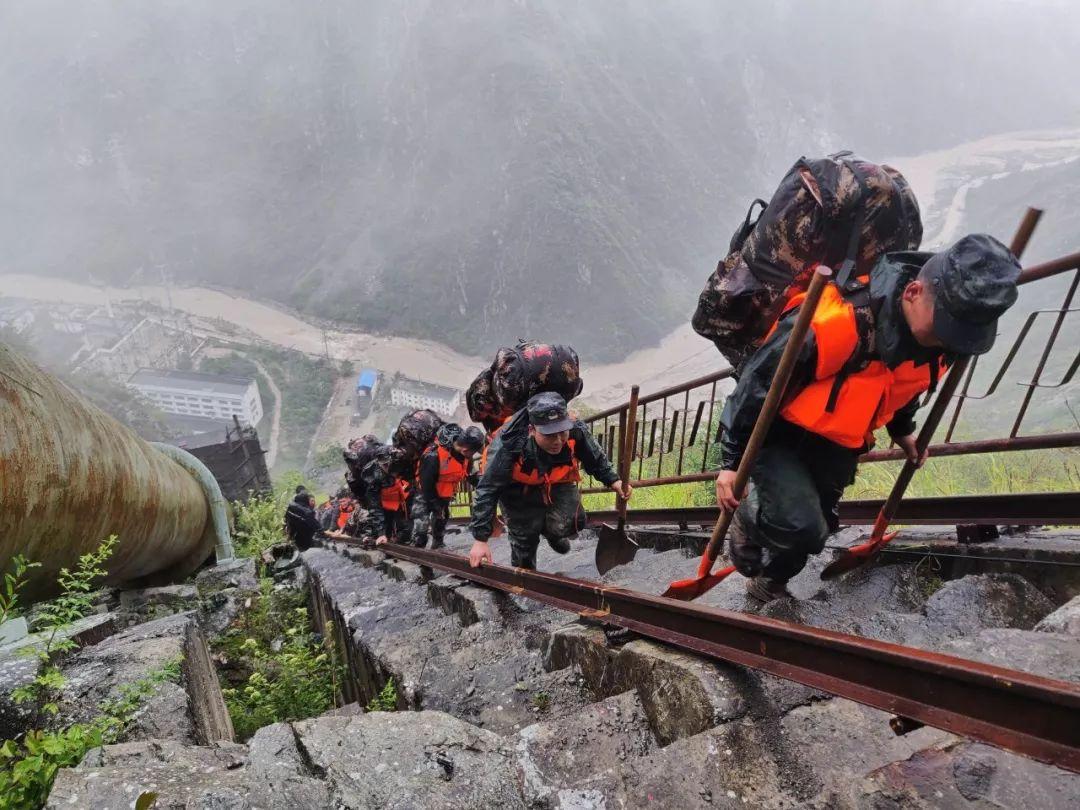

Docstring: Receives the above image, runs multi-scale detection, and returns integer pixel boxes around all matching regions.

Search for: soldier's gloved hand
[716,470,740,512]
[469,540,493,568]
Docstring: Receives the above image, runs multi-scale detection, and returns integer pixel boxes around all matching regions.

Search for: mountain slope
[2,0,1080,360]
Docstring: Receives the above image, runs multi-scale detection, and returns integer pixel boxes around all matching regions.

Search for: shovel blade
[820,531,899,580]
[661,565,737,601]
[595,523,640,576]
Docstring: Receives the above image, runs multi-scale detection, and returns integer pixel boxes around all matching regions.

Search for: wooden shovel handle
[871,207,1043,538]
[616,385,639,523]
[701,265,833,570]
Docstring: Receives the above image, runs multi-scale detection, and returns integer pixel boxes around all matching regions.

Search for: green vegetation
[0,660,182,810]
[201,345,337,470]
[217,480,341,740]
[366,678,399,712]
[1,555,40,625]
[12,538,118,723]
[850,448,1080,500]
[232,471,318,559]
[531,691,551,713]
[215,581,340,741]
[0,538,185,810]
[309,445,344,477]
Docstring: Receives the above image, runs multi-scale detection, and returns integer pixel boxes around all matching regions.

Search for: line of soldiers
[306,391,630,571]
[300,231,1021,604]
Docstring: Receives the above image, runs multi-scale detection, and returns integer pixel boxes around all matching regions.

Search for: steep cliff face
[3,0,1079,359]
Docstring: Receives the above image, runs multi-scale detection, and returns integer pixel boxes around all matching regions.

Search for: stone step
[543,622,751,744]
[514,690,658,806]
[305,546,594,734]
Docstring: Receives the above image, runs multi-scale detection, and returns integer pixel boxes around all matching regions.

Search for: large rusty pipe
[0,344,217,598]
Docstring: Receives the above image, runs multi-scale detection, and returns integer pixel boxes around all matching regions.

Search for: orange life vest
[431,445,468,499]
[336,501,354,529]
[777,283,946,449]
[380,479,409,512]
[511,438,580,503]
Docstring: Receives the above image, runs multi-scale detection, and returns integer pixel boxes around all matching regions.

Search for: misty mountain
[3,0,1080,361]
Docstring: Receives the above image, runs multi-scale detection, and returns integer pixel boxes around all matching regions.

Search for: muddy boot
[746,576,793,603]
[430,538,445,550]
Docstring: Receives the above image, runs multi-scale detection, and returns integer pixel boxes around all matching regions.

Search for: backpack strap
[834,158,871,292]
[729,198,768,254]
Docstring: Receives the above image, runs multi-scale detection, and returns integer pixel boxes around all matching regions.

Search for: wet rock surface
[943,627,1080,683]
[1037,593,1080,637]
[515,690,657,806]
[296,709,526,809]
[119,584,200,621]
[59,613,233,744]
[852,741,1080,809]
[923,573,1054,639]
[44,527,1080,809]
[195,557,261,636]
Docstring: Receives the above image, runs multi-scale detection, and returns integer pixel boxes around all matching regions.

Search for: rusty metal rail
[451,492,1080,528]
[371,541,1080,773]
[581,492,1080,528]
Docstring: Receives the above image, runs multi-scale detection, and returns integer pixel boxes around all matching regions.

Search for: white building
[128,369,263,426]
[390,378,461,417]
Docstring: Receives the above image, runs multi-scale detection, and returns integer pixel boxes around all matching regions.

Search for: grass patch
[214,579,341,741]
[202,345,337,471]
[366,679,399,713]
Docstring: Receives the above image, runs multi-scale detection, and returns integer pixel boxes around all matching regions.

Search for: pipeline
[0,344,225,598]
[151,443,234,564]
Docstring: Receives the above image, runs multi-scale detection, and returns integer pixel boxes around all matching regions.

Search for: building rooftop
[128,368,254,396]
[162,414,236,449]
[393,377,459,400]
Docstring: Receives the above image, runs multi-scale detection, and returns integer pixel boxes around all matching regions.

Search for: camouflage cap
[527,392,573,435]
[923,234,1020,355]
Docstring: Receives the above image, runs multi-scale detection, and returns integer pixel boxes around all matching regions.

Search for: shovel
[664,266,833,601]
[595,385,641,575]
[821,207,1042,580]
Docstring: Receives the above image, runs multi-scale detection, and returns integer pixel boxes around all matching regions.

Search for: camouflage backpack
[691,152,923,370]
[393,409,444,465]
[465,367,512,433]
[467,340,583,431]
[343,434,383,496]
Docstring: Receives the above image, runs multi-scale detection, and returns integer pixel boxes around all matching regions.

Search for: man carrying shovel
[716,235,1021,602]
[467,392,632,570]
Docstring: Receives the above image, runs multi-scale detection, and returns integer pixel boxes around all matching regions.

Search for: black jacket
[284,494,324,550]
[469,414,618,542]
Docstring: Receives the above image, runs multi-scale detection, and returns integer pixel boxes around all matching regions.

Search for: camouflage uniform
[718,255,948,585]
[692,155,922,370]
[411,424,466,549]
[469,413,617,569]
[359,458,412,544]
